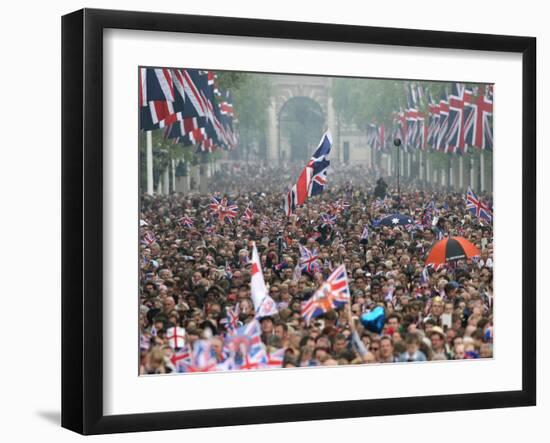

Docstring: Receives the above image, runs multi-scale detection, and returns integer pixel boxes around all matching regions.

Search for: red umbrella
[425,236,480,265]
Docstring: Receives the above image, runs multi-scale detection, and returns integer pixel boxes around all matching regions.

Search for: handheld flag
[298,244,320,275]
[301,264,350,324]
[466,187,492,222]
[250,243,278,318]
[210,196,239,223]
[360,225,369,244]
[178,215,194,228]
[242,203,254,221]
[141,231,156,246]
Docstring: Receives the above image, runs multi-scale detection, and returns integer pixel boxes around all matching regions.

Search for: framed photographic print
[61,8,536,435]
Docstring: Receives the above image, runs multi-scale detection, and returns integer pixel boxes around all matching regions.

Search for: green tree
[218,72,272,161]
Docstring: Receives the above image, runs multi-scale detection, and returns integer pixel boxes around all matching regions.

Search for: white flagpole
[146,131,154,195]
[163,166,170,195]
[480,151,486,192]
[171,158,176,193]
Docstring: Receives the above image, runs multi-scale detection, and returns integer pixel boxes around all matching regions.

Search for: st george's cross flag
[284,131,333,216]
[165,326,186,350]
[301,264,350,324]
[250,243,278,318]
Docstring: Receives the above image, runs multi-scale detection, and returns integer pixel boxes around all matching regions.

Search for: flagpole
[394,138,401,202]
[146,130,154,195]
[480,151,486,193]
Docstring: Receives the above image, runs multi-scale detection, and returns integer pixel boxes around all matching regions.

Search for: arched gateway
[266,75,339,164]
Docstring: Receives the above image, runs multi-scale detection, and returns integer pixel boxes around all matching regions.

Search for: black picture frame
[62,8,536,435]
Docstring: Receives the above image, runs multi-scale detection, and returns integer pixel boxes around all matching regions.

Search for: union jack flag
[466,187,492,222]
[330,200,350,214]
[242,204,254,221]
[210,196,238,223]
[436,91,450,151]
[215,355,237,372]
[479,85,493,151]
[170,344,192,373]
[139,67,174,106]
[266,347,286,368]
[367,123,386,151]
[178,215,194,228]
[463,88,477,149]
[141,231,156,246]
[284,131,332,216]
[221,304,240,333]
[396,108,407,152]
[301,264,350,324]
[224,261,233,279]
[427,93,440,150]
[416,111,426,150]
[209,195,224,213]
[225,320,263,354]
[405,83,420,150]
[422,200,436,227]
[185,340,218,372]
[384,287,397,307]
[320,213,337,228]
[238,345,268,370]
[446,83,466,154]
[299,244,320,275]
[360,225,369,243]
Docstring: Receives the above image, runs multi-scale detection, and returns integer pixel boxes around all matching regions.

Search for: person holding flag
[250,242,279,319]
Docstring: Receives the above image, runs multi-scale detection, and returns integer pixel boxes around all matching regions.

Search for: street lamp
[394,137,402,201]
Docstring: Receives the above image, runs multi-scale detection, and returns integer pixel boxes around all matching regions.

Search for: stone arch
[278,96,325,161]
[267,75,338,164]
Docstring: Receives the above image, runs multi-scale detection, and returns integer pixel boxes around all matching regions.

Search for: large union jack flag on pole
[463,88,477,150]
[427,92,440,150]
[405,84,418,150]
[436,91,450,151]
[479,85,493,151]
[445,83,466,154]
[284,131,332,216]
[301,264,350,324]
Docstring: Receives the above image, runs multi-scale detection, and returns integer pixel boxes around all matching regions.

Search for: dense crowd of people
[139,162,494,374]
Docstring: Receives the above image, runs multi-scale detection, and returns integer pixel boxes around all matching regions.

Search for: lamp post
[394,137,401,201]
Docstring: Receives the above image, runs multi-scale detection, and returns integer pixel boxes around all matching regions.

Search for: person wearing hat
[428,326,450,360]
